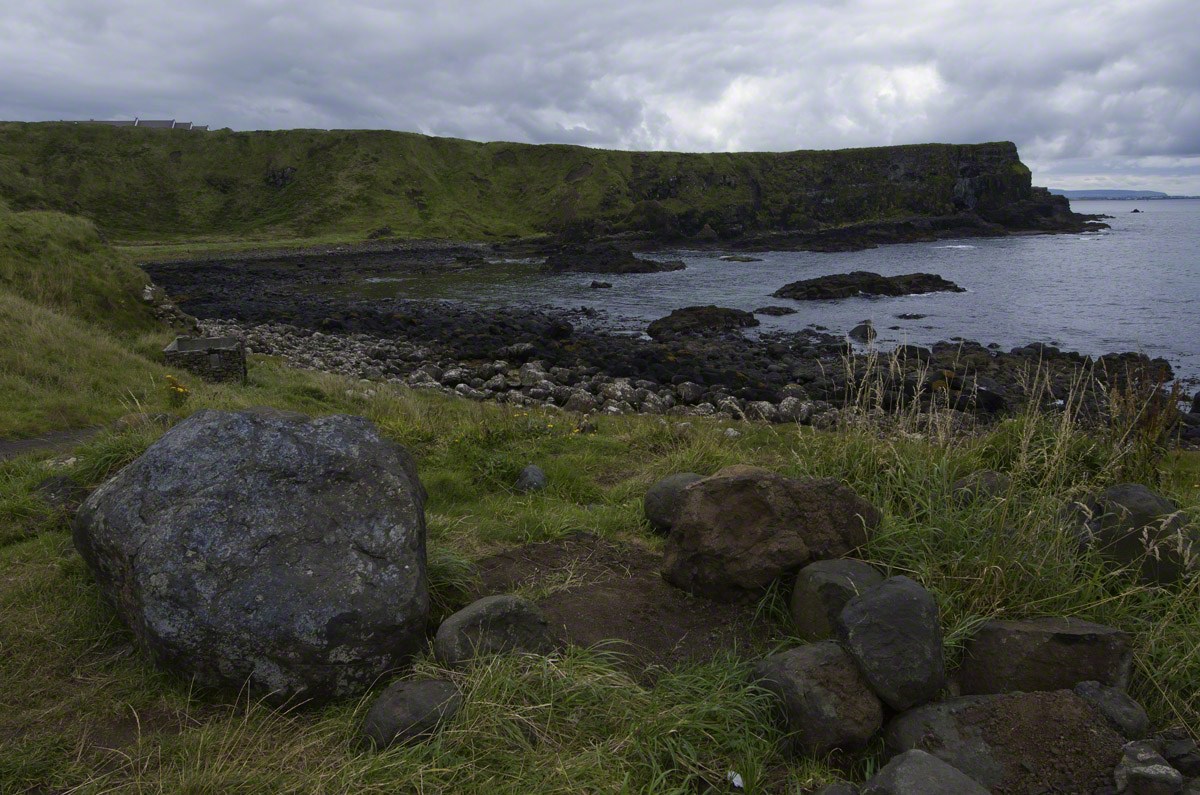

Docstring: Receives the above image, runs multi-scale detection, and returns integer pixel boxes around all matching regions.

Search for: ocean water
[355,199,1200,386]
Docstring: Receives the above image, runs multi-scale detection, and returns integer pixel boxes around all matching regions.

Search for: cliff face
[0,123,1074,241]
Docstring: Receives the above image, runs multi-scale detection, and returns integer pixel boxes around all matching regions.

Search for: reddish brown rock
[662,465,881,601]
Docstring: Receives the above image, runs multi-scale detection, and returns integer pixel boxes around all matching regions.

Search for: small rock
[791,559,884,641]
[836,576,944,711]
[860,749,989,794]
[958,616,1132,695]
[516,464,548,493]
[590,280,612,289]
[433,594,559,667]
[1113,741,1184,794]
[1074,680,1149,738]
[361,679,462,749]
[33,475,89,512]
[813,785,860,795]
[643,472,706,533]
[951,469,1012,503]
[1163,733,1200,777]
[1072,483,1198,584]
[722,428,742,439]
[752,641,883,756]
[849,322,877,342]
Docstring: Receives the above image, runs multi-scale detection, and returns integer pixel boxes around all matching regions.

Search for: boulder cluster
[69,408,1199,791]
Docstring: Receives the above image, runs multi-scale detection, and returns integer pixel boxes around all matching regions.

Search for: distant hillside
[0,123,1048,242]
[1051,189,1170,199]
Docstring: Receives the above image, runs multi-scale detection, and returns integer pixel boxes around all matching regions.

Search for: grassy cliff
[0,122,1032,242]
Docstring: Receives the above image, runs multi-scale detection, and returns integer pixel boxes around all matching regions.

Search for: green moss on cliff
[0,123,1032,242]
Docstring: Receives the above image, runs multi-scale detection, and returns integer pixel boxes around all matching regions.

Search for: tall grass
[1,339,1197,792]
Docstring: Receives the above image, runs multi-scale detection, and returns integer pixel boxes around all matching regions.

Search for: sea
[354,199,1200,388]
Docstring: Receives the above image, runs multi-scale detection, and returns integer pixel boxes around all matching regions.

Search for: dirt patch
[470,533,787,679]
[964,690,1124,794]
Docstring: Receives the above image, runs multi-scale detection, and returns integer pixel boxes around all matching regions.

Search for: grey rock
[791,559,884,641]
[1163,733,1200,777]
[951,469,1012,503]
[643,472,705,533]
[1114,741,1184,794]
[836,576,945,710]
[516,464,548,493]
[745,401,778,422]
[849,322,877,342]
[361,679,462,749]
[958,616,1132,695]
[813,784,860,795]
[73,409,429,702]
[34,475,89,511]
[1073,483,1198,584]
[433,594,559,667]
[752,641,883,756]
[884,695,1005,788]
[1074,680,1149,738]
[860,749,989,794]
[563,390,597,414]
[236,405,309,423]
[676,382,705,404]
[777,396,813,423]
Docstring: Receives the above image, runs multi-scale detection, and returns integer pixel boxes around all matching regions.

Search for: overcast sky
[3,0,1197,192]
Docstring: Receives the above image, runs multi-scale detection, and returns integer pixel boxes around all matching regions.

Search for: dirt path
[0,426,104,462]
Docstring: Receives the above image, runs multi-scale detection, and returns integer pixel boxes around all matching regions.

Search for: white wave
[936,245,976,249]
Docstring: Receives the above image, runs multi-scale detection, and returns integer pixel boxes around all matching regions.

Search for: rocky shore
[146,242,1195,444]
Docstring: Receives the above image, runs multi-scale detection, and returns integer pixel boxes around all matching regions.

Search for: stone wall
[163,337,246,383]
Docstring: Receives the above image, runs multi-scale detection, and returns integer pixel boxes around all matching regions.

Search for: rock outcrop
[646,305,760,338]
[74,408,429,702]
[773,271,966,301]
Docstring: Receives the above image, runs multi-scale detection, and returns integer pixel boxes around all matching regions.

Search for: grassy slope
[0,199,177,437]
[0,122,1030,242]
[1,202,1197,792]
[1,374,1198,792]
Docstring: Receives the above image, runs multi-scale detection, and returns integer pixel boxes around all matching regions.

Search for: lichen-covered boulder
[74,408,429,703]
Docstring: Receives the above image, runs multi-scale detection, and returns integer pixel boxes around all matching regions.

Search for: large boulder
[643,472,705,533]
[662,465,881,601]
[835,576,944,711]
[957,616,1132,695]
[1071,483,1198,584]
[752,641,883,756]
[73,408,429,703]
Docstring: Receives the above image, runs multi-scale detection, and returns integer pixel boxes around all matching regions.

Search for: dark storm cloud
[2,0,1197,190]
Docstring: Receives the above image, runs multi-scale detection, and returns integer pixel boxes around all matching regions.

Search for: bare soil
[469,532,788,680]
[964,690,1125,794]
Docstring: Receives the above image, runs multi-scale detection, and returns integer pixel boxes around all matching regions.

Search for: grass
[2,353,1198,793]
[0,122,1029,242]
[1,205,1198,792]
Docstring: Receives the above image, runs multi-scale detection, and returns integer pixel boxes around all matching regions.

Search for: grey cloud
[1,0,1197,191]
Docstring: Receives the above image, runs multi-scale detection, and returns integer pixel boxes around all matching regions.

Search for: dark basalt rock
[836,576,945,711]
[957,616,1132,695]
[73,409,429,703]
[754,305,798,316]
[752,641,883,756]
[544,244,685,274]
[647,305,760,338]
[361,679,461,749]
[774,271,966,301]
